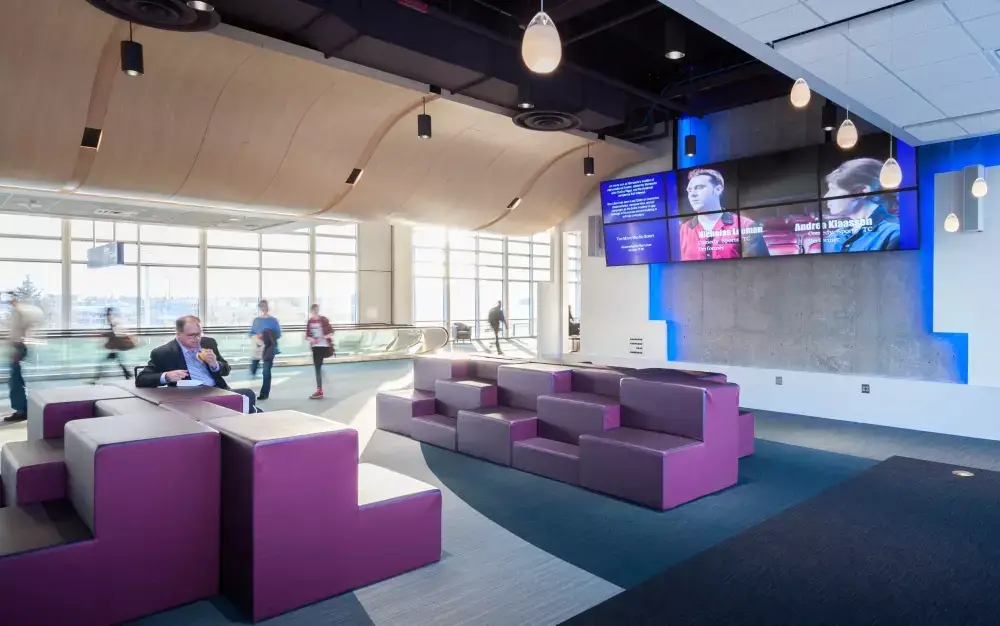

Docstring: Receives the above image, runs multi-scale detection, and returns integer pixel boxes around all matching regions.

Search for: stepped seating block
[111,382,245,413]
[0,500,92,558]
[208,411,363,622]
[512,438,580,485]
[434,378,497,417]
[497,363,573,410]
[579,429,704,510]
[94,397,176,418]
[27,385,135,440]
[626,368,727,385]
[413,355,470,392]
[353,463,442,589]
[376,390,436,437]
[411,414,457,451]
[161,399,242,422]
[457,407,538,465]
[536,392,620,444]
[571,368,625,398]
[738,410,755,458]
[469,357,505,381]
[0,413,221,626]
[1,440,66,506]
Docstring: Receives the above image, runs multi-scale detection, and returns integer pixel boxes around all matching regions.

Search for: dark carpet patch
[563,456,1000,625]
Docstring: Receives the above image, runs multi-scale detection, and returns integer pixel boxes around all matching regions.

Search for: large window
[3,214,360,331]
[565,231,582,325]
[412,226,552,337]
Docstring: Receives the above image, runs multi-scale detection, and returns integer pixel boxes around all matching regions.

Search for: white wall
[356,221,392,323]
[391,224,413,325]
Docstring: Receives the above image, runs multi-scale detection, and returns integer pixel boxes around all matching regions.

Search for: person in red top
[678,168,769,260]
[306,303,334,400]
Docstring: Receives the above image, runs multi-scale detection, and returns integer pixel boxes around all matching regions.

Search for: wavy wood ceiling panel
[492,140,646,235]
[0,0,115,190]
[332,98,588,229]
[1,0,647,232]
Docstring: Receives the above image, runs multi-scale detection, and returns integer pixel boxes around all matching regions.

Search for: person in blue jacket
[249,299,281,400]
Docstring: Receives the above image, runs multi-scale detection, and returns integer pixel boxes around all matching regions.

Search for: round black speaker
[85,0,220,32]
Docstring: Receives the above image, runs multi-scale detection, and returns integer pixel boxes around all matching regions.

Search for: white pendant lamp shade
[944,212,960,233]
[972,176,989,198]
[837,118,858,149]
[790,78,811,108]
[522,11,562,74]
[879,157,903,189]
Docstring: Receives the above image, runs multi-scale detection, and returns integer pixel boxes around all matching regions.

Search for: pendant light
[417,98,432,140]
[822,99,837,132]
[944,212,960,233]
[790,78,811,108]
[837,116,858,150]
[584,144,595,177]
[972,176,988,198]
[522,1,562,74]
[121,22,143,77]
[878,14,902,190]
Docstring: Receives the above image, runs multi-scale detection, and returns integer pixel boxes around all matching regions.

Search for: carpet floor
[564,456,1000,626]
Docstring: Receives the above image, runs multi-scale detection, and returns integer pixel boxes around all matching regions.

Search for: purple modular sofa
[0,384,443,624]
[376,355,756,510]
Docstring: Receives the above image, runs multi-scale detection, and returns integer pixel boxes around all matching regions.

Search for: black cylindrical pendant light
[822,99,837,132]
[517,82,534,109]
[121,23,143,77]
[583,143,595,176]
[417,98,432,139]
[684,133,696,158]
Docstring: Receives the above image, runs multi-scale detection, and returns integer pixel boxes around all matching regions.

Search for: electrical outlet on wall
[775,376,783,386]
[861,383,870,394]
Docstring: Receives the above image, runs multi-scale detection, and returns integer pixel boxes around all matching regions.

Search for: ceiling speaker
[513,110,582,132]
[86,0,220,31]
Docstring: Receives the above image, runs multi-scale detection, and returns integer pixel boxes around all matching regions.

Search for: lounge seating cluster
[0,383,442,625]
[378,355,755,510]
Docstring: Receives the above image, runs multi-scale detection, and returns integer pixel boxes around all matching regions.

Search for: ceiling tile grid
[691,0,1000,143]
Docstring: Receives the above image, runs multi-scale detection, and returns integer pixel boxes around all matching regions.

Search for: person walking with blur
[4,293,43,423]
[487,300,506,355]
[306,303,333,400]
[93,307,134,383]
[249,299,281,400]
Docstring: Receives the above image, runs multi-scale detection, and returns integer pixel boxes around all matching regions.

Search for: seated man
[136,315,259,412]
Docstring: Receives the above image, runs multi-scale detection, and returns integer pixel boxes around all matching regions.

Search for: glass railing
[0,324,449,381]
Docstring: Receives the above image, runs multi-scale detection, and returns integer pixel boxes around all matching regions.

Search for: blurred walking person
[487,300,506,355]
[306,303,333,400]
[3,292,42,423]
[249,299,281,400]
[93,307,134,383]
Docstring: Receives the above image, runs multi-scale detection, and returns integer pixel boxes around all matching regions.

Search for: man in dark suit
[137,315,258,411]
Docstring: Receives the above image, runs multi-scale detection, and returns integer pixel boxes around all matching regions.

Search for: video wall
[601,133,919,266]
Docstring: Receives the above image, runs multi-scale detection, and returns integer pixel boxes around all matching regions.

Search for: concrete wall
[356,222,392,323]
[664,97,960,382]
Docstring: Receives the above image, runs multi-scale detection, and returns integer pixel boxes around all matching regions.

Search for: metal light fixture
[664,21,685,59]
[684,133,696,158]
[417,98,432,139]
[972,176,988,198]
[120,23,143,77]
[790,78,811,108]
[584,144,595,176]
[944,212,960,233]
[522,1,562,74]
[187,1,214,10]
[822,99,837,132]
[517,82,534,110]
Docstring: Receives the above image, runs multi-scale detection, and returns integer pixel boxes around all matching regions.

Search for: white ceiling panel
[896,53,997,92]
[698,0,800,23]
[846,2,955,48]
[919,75,1000,117]
[945,0,1000,22]
[677,0,1000,143]
[905,119,968,142]
[962,11,1000,48]
[805,0,901,23]
[955,109,1000,134]
[865,25,981,72]
[741,4,825,42]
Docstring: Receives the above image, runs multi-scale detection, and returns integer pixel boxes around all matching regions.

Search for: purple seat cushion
[497,363,573,411]
[411,415,457,451]
[536,392,620,444]
[376,390,436,437]
[0,500,92,558]
[27,385,135,440]
[1,440,66,506]
[94,397,175,418]
[512,437,580,485]
[456,407,538,466]
[161,400,242,422]
[434,378,497,417]
[570,368,625,398]
[413,356,470,392]
[738,410,755,458]
[580,427,701,454]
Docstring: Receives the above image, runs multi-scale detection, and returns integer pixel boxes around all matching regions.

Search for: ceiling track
[770,0,919,45]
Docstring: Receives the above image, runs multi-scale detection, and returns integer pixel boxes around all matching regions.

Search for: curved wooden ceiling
[0,0,647,234]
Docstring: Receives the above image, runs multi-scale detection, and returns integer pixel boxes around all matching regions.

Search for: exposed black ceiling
[203,0,792,142]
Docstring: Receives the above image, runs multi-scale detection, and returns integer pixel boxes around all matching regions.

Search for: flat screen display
[666,212,745,262]
[674,162,739,217]
[600,173,669,224]
[820,189,918,253]
[604,219,669,266]
[739,203,822,257]
[820,136,917,198]
[738,146,818,208]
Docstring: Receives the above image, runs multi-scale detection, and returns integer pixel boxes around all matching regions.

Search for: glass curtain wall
[0,215,359,331]
[565,231,582,323]
[412,227,552,338]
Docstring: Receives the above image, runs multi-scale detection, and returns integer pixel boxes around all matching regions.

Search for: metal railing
[0,324,449,381]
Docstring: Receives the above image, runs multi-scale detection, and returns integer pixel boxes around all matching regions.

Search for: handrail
[0,323,423,340]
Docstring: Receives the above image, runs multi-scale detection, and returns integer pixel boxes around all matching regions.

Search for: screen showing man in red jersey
[676,168,769,261]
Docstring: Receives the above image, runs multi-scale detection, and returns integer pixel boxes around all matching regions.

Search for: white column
[357,221,392,323]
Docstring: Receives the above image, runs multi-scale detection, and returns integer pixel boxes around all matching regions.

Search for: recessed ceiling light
[187,1,215,11]
[952,470,975,477]
[665,50,685,60]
